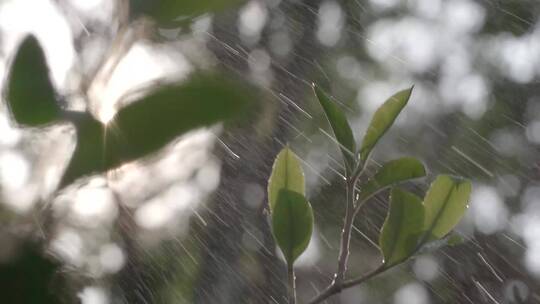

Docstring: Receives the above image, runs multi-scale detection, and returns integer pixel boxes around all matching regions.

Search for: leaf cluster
[268,83,472,303]
[4,35,254,189]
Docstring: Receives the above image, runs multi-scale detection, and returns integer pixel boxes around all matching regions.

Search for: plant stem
[308,265,387,304]
[334,180,356,283]
[288,264,296,304]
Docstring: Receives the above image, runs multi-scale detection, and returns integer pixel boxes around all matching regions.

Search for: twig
[308,265,387,304]
[334,161,365,283]
[288,264,296,304]
[311,160,401,304]
[334,179,356,283]
[341,265,387,289]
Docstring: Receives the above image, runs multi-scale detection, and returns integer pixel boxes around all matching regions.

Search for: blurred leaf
[313,84,356,174]
[446,233,465,246]
[59,112,106,188]
[359,157,426,202]
[272,189,313,265]
[422,175,471,240]
[359,87,413,163]
[131,0,245,27]
[60,73,254,188]
[5,35,61,127]
[0,243,61,304]
[267,147,305,211]
[379,188,424,266]
[416,233,465,255]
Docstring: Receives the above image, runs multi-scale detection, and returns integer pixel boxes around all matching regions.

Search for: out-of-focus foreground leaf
[359,87,413,163]
[312,84,356,174]
[416,233,466,255]
[267,147,305,211]
[379,188,424,266]
[5,35,61,127]
[0,243,61,304]
[446,233,465,246]
[272,189,313,265]
[359,157,426,202]
[422,175,471,240]
[59,73,255,188]
[130,0,245,27]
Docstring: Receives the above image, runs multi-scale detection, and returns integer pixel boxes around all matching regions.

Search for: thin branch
[349,159,365,184]
[334,180,356,283]
[332,154,368,284]
[287,264,296,304]
[341,265,387,289]
[308,265,387,304]
[353,184,392,217]
[334,159,366,283]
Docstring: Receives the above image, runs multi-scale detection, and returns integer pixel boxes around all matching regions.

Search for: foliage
[1,0,479,302]
[359,157,425,202]
[313,85,356,175]
[2,1,254,297]
[0,244,61,304]
[5,35,255,189]
[267,147,305,211]
[268,85,472,303]
[379,188,424,266]
[6,35,60,127]
[130,0,245,28]
[271,189,313,264]
[359,87,412,163]
[422,175,471,240]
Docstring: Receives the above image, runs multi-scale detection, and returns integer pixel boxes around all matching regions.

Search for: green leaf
[0,242,62,304]
[130,0,245,27]
[446,233,465,246]
[272,189,313,265]
[59,73,254,188]
[312,84,356,174]
[59,112,106,189]
[5,35,61,127]
[379,188,424,266]
[267,147,305,211]
[422,175,471,240]
[359,87,413,162]
[359,157,426,202]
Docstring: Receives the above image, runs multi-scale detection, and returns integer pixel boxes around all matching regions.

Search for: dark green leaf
[131,0,245,27]
[313,84,356,174]
[5,35,61,127]
[59,112,106,188]
[59,73,254,188]
[359,87,413,162]
[267,147,305,211]
[272,189,313,265]
[0,243,62,304]
[422,175,471,240]
[379,188,424,266]
[359,157,426,202]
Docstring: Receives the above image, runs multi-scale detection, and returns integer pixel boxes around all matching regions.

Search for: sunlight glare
[78,286,109,304]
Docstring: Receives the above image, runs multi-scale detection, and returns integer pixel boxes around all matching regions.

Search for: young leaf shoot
[313,84,356,175]
[359,157,426,202]
[267,147,306,211]
[359,87,413,163]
